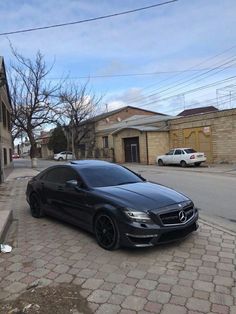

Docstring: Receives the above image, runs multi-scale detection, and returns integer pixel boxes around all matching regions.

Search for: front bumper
[119,211,199,248]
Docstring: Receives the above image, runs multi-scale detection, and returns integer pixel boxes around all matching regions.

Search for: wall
[169,109,236,164]
[0,82,13,182]
[147,132,169,164]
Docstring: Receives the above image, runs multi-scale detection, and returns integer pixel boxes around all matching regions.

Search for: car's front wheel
[158,159,164,166]
[58,157,63,161]
[29,193,44,218]
[94,213,120,250]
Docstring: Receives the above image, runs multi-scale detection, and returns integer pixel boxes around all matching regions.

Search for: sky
[1,0,236,116]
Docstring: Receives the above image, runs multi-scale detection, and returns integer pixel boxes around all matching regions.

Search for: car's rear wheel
[194,162,201,167]
[58,157,63,161]
[94,213,120,250]
[29,193,44,218]
[180,160,187,167]
[158,159,164,166]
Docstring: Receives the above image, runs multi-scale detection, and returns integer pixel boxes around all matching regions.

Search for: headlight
[124,208,152,223]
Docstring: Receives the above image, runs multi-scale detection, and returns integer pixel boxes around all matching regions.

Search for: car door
[44,167,93,230]
[163,149,175,164]
[173,149,182,164]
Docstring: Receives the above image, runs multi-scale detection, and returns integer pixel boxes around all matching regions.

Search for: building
[0,57,13,182]
[78,106,164,160]
[178,106,219,117]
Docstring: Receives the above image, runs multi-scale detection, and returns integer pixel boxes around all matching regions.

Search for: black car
[26,160,198,250]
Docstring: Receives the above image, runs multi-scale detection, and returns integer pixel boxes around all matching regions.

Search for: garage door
[124,137,140,163]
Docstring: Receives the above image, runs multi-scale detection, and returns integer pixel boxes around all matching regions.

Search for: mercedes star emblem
[179,210,187,223]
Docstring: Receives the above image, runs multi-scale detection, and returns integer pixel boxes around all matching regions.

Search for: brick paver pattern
[0,175,236,313]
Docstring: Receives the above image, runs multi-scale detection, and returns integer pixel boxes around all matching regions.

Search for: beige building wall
[113,129,169,165]
[169,108,236,163]
[147,132,169,164]
[0,79,13,182]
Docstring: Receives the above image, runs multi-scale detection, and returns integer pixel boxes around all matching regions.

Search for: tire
[29,193,44,218]
[194,162,201,167]
[94,213,120,250]
[158,159,164,166]
[180,160,187,168]
[58,157,63,161]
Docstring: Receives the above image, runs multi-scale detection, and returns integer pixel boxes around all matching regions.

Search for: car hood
[95,182,189,211]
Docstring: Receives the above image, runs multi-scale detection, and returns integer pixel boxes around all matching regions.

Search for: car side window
[44,168,78,184]
[60,168,78,183]
[167,150,174,155]
[174,149,182,155]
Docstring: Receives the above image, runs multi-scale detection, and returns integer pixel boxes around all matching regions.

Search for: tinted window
[45,167,78,184]
[184,149,196,154]
[80,165,142,188]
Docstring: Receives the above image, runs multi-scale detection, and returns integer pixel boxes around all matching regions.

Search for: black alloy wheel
[180,160,187,168]
[158,159,164,166]
[94,213,120,250]
[29,193,44,218]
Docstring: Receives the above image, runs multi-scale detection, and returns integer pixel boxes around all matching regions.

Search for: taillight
[190,155,195,159]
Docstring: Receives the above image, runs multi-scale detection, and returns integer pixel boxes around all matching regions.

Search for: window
[166,150,174,155]
[80,165,142,188]
[2,102,7,128]
[45,167,78,184]
[3,148,7,165]
[174,149,182,155]
[184,149,196,154]
[103,136,109,148]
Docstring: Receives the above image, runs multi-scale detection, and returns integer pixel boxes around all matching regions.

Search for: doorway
[124,137,140,162]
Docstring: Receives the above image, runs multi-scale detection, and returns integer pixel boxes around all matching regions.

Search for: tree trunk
[29,133,38,168]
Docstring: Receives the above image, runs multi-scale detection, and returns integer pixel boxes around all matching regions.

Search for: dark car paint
[26,161,198,247]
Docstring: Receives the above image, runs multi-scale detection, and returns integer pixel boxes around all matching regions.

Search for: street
[13,158,236,232]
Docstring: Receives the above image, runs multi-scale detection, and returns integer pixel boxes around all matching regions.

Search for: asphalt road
[13,158,236,231]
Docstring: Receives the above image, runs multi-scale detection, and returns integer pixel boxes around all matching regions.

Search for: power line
[0,0,178,36]
[123,54,236,105]
[48,65,236,80]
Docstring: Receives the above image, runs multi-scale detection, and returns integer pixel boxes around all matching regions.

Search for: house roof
[111,125,169,135]
[177,106,218,116]
[80,105,166,125]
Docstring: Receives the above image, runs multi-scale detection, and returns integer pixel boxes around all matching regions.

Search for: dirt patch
[0,284,93,314]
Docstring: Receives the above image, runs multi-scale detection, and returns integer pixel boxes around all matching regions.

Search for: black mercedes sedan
[26,160,198,250]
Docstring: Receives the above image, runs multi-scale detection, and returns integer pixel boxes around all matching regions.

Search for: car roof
[69,159,114,169]
[171,148,192,150]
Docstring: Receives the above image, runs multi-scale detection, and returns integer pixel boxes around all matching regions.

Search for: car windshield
[184,149,196,154]
[79,165,143,187]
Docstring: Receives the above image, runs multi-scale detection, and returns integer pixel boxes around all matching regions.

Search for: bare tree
[58,82,102,158]
[9,48,61,167]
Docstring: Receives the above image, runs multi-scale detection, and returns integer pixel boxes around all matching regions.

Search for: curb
[199,218,236,236]
[0,210,13,243]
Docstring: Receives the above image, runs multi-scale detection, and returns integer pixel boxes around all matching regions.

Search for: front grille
[159,204,194,226]
[158,222,197,243]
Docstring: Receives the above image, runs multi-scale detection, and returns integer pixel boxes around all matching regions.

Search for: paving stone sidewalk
[0,168,236,313]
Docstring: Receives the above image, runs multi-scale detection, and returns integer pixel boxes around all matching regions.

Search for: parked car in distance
[157,148,206,167]
[26,160,198,250]
[54,151,73,161]
[12,153,20,159]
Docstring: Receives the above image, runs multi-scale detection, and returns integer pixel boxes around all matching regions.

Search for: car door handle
[57,185,64,191]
